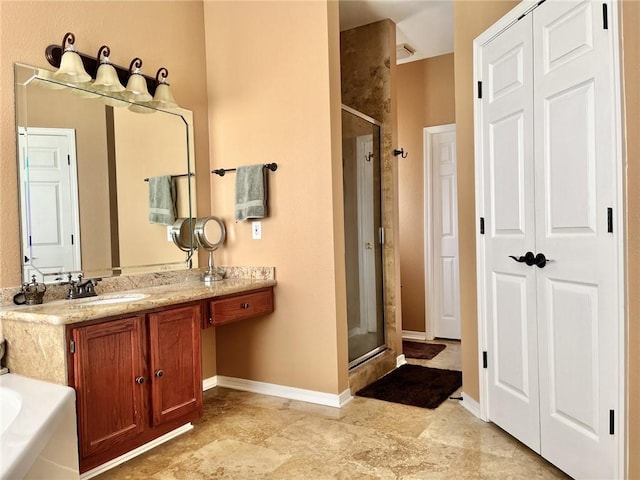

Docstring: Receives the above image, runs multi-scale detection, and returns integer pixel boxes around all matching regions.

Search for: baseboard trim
[396,354,407,367]
[460,392,481,419]
[402,330,427,341]
[80,424,193,480]
[216,375,352,408]
[202,375,218,391]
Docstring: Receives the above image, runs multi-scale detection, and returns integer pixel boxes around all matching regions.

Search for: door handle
[509,251,536,266]
[533,253,553,268]
[509,252,553,268]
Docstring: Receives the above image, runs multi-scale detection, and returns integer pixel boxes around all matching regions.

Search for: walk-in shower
[342,106,385,368]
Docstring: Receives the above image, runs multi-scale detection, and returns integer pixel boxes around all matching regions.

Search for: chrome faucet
[66,274,101,299]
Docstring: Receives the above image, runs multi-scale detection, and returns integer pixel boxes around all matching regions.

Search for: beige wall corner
[203,0,346,395]
[327,0,350,391]
[397,54,456,334]
[452,0,519,402]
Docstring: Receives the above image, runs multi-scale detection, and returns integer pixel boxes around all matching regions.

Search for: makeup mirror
[194,216,226,284]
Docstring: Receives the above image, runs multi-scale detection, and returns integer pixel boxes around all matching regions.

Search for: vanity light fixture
[92,45,125,93]
[150,68,178,109]
[54,32,91,83]
[122,58,153,102]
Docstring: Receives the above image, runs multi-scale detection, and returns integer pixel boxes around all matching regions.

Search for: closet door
[480,15,540,453]
[533,1,619,478]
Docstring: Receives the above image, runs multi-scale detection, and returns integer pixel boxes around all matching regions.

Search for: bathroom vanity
[0,277,275,474]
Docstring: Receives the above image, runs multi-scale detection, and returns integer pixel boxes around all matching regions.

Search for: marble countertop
[0,278,276,326]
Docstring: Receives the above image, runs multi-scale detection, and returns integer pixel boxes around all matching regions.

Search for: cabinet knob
[208,316,213,325]
[241,303,250,309]
[135,376,145,385]
[154,370,164,378]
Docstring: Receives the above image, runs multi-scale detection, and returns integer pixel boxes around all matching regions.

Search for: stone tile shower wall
[340,19,401,393]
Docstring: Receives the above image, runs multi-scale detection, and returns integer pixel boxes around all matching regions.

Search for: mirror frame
[14,62,197,283]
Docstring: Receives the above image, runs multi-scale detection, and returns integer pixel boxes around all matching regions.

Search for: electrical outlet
[252,221,262,240]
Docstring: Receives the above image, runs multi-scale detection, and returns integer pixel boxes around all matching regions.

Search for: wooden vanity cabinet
[68,303,202,473]
[148,305,203,427]
[72,315,147,461]
[203,287,274,328]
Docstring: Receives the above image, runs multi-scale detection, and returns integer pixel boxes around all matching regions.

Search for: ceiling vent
[396,43,416,60]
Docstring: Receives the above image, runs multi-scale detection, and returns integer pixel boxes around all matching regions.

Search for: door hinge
[602,3,609,30]
[70,339,76,354]
[609,409,615,434]
[477,81,483,99]
[607,207,613,233]
[480,217,485,235]
[71,234,74,245]
[67,154,71,166]
[482,351,488,369]
[379,227,385,245]
[28,235,32,246]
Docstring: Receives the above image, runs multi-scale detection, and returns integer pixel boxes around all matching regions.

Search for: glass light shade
[54,50,91,83]
[151,83,178,109]
[31,70,66,90]
[93,62,125,93]
[102,94,129,108]
[123,73,152,102]
[70,82,101,99]
[128,103,156,114]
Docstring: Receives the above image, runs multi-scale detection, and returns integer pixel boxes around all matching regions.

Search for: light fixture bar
[45,44,159,96]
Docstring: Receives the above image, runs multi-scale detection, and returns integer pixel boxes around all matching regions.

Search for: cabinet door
[72,316,146,459]
[148,304,202,427]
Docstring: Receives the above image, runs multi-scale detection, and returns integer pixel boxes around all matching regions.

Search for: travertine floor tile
[96,379,568,480]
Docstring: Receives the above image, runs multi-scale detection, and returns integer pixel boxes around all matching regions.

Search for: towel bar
[212,163,278,177]
[144,173,193,182]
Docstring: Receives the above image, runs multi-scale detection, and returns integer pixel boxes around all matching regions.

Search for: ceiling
[339,0,454,64]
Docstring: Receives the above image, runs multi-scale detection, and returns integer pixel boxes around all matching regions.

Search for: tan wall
[397,54,455,333]
[453,0,519,402]
[0,1,211,289]
[203,1,347,394]
[622,0,640,476]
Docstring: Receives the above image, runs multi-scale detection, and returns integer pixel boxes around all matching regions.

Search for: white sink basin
[72,293,148,307]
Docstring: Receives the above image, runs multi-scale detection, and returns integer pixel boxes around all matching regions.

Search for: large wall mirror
[14,63,197,283]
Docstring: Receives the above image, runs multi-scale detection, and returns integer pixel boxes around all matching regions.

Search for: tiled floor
[96,342,568,479]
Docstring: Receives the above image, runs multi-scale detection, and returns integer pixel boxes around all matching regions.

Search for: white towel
[235,165,267,221]
[148,175,177,225]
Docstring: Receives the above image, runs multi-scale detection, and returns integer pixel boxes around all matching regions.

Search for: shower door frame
[342,105,387,369]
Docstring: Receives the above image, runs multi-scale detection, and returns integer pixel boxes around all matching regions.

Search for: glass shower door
[342,106,385,368]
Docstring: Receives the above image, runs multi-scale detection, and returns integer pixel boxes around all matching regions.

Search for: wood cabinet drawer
[207,288,274,327]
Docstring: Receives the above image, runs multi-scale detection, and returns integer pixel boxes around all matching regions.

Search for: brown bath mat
[356,364,462,409]
[402,341,446,360]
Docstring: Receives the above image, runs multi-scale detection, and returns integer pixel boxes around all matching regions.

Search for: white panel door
[430,127,461,340]
[533,1,619,477]
[477,1,621,478]
[18,128,81,281]
[480,15,540,453]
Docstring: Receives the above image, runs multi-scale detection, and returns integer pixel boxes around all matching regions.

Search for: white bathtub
[0,374,79,479]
